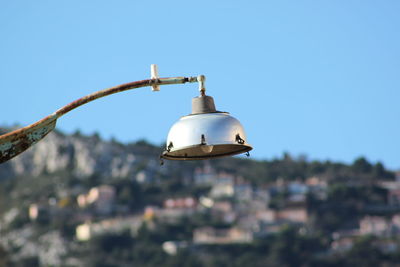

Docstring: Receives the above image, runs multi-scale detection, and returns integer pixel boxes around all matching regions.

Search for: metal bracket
[167,142,174,152]
[151,64,160,91]
[201,134,206,145]
[236,134,245,144]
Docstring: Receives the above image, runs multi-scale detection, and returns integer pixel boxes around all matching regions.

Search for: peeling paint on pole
[0,114,57,163]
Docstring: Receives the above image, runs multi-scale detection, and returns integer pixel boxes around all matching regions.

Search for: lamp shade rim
[161,143,252,161]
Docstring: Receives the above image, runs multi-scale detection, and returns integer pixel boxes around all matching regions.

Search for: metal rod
[0,76,199,164]
[54,76,197,118]
[197,75,206,96]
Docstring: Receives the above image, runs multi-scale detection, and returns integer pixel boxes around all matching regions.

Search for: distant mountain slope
[0,127,395,184]
[0,128,168,180]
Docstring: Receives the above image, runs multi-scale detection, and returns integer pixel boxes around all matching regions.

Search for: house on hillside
[76,185,116,215]
[359,214,400,237]
[193,164,216,186]
[75,216,143,241]
[210,172,235,198]
[193,227,253,244]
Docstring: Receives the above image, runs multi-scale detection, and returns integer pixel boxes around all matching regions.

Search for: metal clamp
[236,134,245,144]
[167,142,174,152]
[151,64,160,91]
[201,134,206,145]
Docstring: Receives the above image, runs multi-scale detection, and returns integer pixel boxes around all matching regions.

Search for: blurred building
[277,206,308,223]
[164,197,197,209]
[359,215,400,236]
[193,227,253,244]
[210,172,235,198]
[193,164,216,186]
[211,200,236,223]
[29,203,48,221]
[234,182,253,201]
[135,170,154,184]
[256,205,308,224]
[75,216,143,241]
[76,185,116,215]
[162,241,188,255]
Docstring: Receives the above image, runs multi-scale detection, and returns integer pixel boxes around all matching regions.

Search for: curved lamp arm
[0,68,201,164]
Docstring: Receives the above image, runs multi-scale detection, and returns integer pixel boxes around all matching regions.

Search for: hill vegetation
[0,129,398,266]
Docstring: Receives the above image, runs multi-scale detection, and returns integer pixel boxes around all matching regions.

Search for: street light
[0,65,252,164]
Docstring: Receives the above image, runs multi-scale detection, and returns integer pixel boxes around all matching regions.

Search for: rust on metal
[0,114,57,164]
[0,76,198,164]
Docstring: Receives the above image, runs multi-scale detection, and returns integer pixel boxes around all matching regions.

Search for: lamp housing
[162,95,252,160]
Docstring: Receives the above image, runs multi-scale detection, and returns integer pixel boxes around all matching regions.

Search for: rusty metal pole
[0,66,201,164]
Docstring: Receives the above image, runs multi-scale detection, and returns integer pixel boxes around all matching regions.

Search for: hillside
[0,128,398,267]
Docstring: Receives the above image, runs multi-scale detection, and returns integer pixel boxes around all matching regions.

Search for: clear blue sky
[1,1,399,170]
